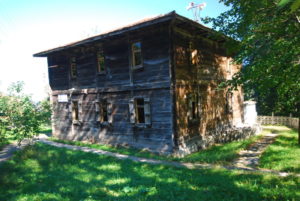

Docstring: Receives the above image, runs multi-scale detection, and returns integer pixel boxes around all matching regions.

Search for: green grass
[0,143,299,201]
[0,140,9,151]
[177,134,263,164]
[49,137,170,161]
[38,124,52,134]
[49,133,263,165]
[259,126,300,173]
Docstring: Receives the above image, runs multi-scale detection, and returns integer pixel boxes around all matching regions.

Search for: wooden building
[34,11,255,155]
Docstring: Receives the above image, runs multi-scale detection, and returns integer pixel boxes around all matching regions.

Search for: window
[70,57,77,78]
[95,100,109,123]
[97,51,106,74]
[136,98,145,123]
[226,92,233,113]
[129,97,151,125]
[191,49,198,65]
[131,42,142,68]
[72,100,79,122]
[187,94,201,121]
[226,58,232,75]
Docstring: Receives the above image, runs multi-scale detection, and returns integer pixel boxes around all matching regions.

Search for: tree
[0,82,51,146]
[203,0,300,143]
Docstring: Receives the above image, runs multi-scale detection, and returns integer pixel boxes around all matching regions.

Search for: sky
[0,0,229,101]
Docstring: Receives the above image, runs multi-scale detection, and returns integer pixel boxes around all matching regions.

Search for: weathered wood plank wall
[48,22,175,153]
[172,21,244,151]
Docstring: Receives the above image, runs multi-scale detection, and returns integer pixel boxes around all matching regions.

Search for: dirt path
[0,139,32,163]
[233,133,278,169]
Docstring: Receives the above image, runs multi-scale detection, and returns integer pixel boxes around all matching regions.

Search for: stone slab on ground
[233,133,278,168]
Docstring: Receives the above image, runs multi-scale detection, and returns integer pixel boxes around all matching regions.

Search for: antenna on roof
[186,2,206,22]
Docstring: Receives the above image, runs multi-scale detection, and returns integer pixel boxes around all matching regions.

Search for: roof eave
[33,11,176,57]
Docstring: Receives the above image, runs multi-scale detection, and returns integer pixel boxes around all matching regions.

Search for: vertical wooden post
[289,113,292,127]
[271,112,274,125]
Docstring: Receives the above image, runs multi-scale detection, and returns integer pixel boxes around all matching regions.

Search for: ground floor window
[95,99,109,123]
[71,100,80,122]
[226,92,233,113]
[129,97,151,125]
[187,93,201,121]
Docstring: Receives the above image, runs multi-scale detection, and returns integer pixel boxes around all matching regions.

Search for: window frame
[97,50,106,74]
[71,100,81,124]
[187,93,201,122]
[95,99,109,123]
[226,92,233,114]
[135,98,145,124]
[131,41,143,70]
[70,56,77,79]
[129,97,151,127]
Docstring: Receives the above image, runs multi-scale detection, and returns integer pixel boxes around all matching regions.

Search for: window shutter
[71,102,76,120]
[129,98,135,124]
[188,95,193,121]
[144,98,151,125]
[69,102,72,113]
[78,101,83,121]
[94,101,100,112]
[226,92,233,113]
[107,101,113,123]
[197,95,201,119]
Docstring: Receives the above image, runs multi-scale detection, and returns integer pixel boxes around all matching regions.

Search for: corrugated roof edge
[33,11,225,57]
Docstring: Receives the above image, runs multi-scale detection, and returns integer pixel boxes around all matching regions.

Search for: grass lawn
[49,133,264,165]
[0,143,299,201]
[0,140,9,151]
[259,126,300,173]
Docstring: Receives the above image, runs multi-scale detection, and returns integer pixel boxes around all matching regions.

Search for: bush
[0,82,51,145]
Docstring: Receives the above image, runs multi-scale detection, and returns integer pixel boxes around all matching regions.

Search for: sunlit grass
[50,133,263,165]
[259,126,300,173]
[0,143,299,200]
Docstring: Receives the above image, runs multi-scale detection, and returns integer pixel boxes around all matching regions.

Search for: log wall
[172,23,246,155]
[48,22,175,154]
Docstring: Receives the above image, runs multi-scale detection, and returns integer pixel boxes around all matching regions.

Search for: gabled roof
[33,11,224,57]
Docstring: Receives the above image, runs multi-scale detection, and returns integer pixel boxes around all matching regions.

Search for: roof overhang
[33,11,230,57]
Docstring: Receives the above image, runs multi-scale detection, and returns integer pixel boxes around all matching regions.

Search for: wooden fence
[257,115,299,129]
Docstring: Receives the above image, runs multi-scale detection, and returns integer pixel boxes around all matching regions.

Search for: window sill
[133,123,151,128]
[72,120,81,125]
[96,121,112,127]
[188,119,200,125]
[132,65,143,71]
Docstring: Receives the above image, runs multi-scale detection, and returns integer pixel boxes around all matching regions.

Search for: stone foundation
[175,124,261,157]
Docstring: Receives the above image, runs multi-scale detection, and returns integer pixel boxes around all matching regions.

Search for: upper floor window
[191,49,198,65]
[129,97,151,126]
[226,58,232,75]
[70,57,77,79]
[97,51,106,74]
[131,42,142,69]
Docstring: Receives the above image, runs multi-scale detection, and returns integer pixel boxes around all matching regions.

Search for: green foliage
[203,0,300,116]
[0,143,299,200]
[0,82,52,146]
[259,126,300,172]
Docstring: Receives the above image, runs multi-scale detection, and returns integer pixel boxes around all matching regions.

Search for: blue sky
[0,0,229,101]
